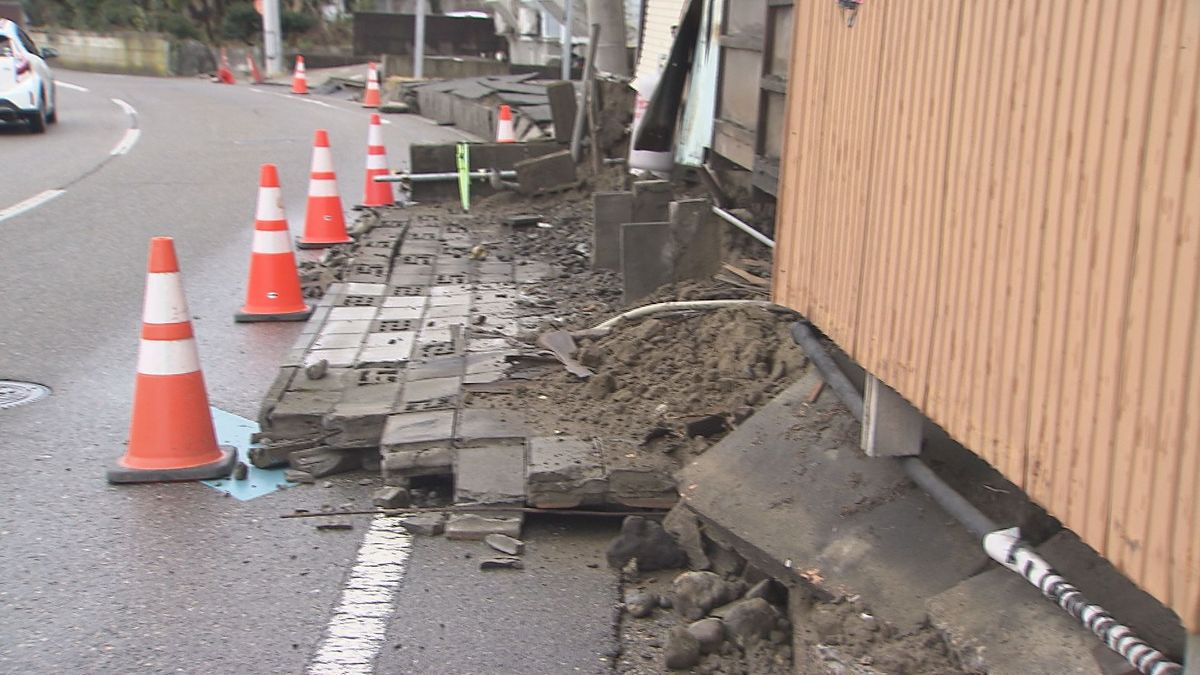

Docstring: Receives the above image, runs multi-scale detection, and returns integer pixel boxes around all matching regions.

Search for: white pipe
[712,205,775,249]
[561,0,573,81]
[373,170,516,183]
[414,0,426,79]
[591,300,794,331]
[984,528,1182,675]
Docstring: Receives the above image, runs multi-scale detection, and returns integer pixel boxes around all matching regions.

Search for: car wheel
[27,92,47,134]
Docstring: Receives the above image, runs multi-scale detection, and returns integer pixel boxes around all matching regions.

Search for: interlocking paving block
[430,284,471,298]
[444,512,524,541]
[405,356,466,381]
[339,294,383,308]
[290,330,317,351]
[264,389,341,438]
[416,327,454,345]
[312,332,367,351]
[466,338,511,353]
[426,303,470,319]
[358,343,415,364]
[381,295,427,311]
[389,271,435,286]
[478,273,515,284]
[377,305,425,321]
[470,300,519,318]
[464,351,514,375]
[344,282,388,296]
[381,410,457,449]
[382,446,455,479]
[328,306,378,321]
[288,366,356,393]
[527,436,607,508]
[462,371,506,385]
[423,317,469,332]
[456,408,529,445]
[258,366,299,425]
[305,305,330,329]
[305,348,360,368]
[400,376,460,404]
[363,331,418,350]
[455,445,527,505]
[320,319,373,335]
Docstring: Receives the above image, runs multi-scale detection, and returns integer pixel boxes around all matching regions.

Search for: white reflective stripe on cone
[308,178,340,197]
[252,229,293,254]
[311,147,335,173]
[368,125,383,146]
[256,187,285,221]
[142,273,191,324]
[366,154,388,169]
[137,338,201,376]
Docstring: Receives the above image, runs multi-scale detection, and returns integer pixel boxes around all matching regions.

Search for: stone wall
[29,29,173,76]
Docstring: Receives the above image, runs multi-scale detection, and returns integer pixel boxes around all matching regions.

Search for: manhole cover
[0,381,51,410]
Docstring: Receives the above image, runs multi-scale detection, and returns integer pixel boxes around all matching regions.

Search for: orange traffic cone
[496,104,515,143]
[246,53,263,84]
[107,237,236,483]
[362,61,381,108]
[292,55,308,94]
[235,164,313,322]
[217,48,236,85]
[299,130,352,249]
[362,113,395,207]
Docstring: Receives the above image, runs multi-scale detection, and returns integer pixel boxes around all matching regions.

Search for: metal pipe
[561,0,573,81]
[570,23,602,162]
[414,0,426,79]
[373,170,517,183]
[789,322,863,422]
[712,205,775,249]
[901,456,998,538]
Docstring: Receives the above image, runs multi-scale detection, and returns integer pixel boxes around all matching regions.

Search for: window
[16,27,37,55]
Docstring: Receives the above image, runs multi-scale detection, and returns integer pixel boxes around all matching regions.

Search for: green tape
[456,142,470,212]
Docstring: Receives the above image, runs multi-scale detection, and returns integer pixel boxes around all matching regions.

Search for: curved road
[0,71,616,673]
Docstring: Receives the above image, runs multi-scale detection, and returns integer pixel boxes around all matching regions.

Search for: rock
[585,373,616,398]
[397,513,445,536]
[672,571,743,621]
[232,462,249,480]
[373,486,411,509]
[305,359,329,380]
[606,516,688,572]
[687,618,726,654]
[624,591,656,618]
[480,556,524,570]
[445,513,522,541]
[284,469,315,484]
[723,598,779,648]
[744,578,788,607]
[663,504,710,570]
[664,626,701,670]
[484,533,524,556]
[658,593,673,609]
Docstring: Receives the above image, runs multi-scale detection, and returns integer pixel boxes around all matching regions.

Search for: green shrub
[281,10,316,38]
[155,12,202,41]
[221,3,262,43]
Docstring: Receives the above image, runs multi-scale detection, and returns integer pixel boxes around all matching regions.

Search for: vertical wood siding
[772,0,1200,631]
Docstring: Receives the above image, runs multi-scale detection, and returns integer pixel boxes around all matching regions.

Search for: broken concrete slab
[373,486,411,508]
[592,191,633,271]
[380,410,457,450]
[288,446,364,478]
[927,565,1102,674]
[455,445,526,505]
[484,533,524,556]
[632,179,672,222]
[514,150,578,196]
[526,436,607,509]
[545,81,576,143]
[620,222,674,303]
[455,408,529,445]
[599,438,679,509]
[444,512,523,541]
[678,370,985,632]
[396,513,446,536]
[284,469,315,484]
[479,556,524,571]
[669,199,721,282]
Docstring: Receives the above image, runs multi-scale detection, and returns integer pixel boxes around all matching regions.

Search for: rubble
[372,486,411,508]
[483,533,524,556]
[671,571,744,622]
[479,556,524,571]
[606,516,687,572]
[396,513,446,536]
[664,625,701,670]
[444,513,523,541]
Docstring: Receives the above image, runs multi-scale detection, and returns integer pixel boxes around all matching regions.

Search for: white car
[0,18,57,133]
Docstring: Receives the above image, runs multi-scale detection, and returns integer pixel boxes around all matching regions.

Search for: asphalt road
[0,71,618,674]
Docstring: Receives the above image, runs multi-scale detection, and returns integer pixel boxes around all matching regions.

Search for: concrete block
[380,410,456,450]
[592,191,633,271]
[288,446,363,478]
[444,513,524,541]
[382,446,455,473]
[312,332,367,351]
[397,513,446,536]
[861,374,923,457]
[669,199,721,282]
[455,445,527,505]
[373,486,411,508]
[400,376,460,405]
[328,307,378,321]
[599,438,678,509]
[258,366,298,425]
[545,80,576,142]
[621,222,674,303]
[527,436,607,509]
[406,356,466,381]
[632,179,672,222]
[927,566,1102,674]
[455,408,529,445]
[514,150,578,195]
[264,389,340,439]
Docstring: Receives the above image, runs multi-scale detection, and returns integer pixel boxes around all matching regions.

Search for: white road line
[308,516,412,674]
[110,128,141,155]
[302,98,337,109]
[111,97,137,118]
[0,189,66,223]
[57,81,88,92]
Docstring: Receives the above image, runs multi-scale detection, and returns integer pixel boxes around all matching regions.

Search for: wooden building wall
[772,0,1199,631]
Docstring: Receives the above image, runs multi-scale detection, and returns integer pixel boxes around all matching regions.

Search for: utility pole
[586,0,628,75]
[262,0,283,76]
[414,0,426,79]
[561,0,573,80]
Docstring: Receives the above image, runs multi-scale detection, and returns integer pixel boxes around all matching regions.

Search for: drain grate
[0,381,51,410]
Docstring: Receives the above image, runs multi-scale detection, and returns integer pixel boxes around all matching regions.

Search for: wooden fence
[772,0,1199,631]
